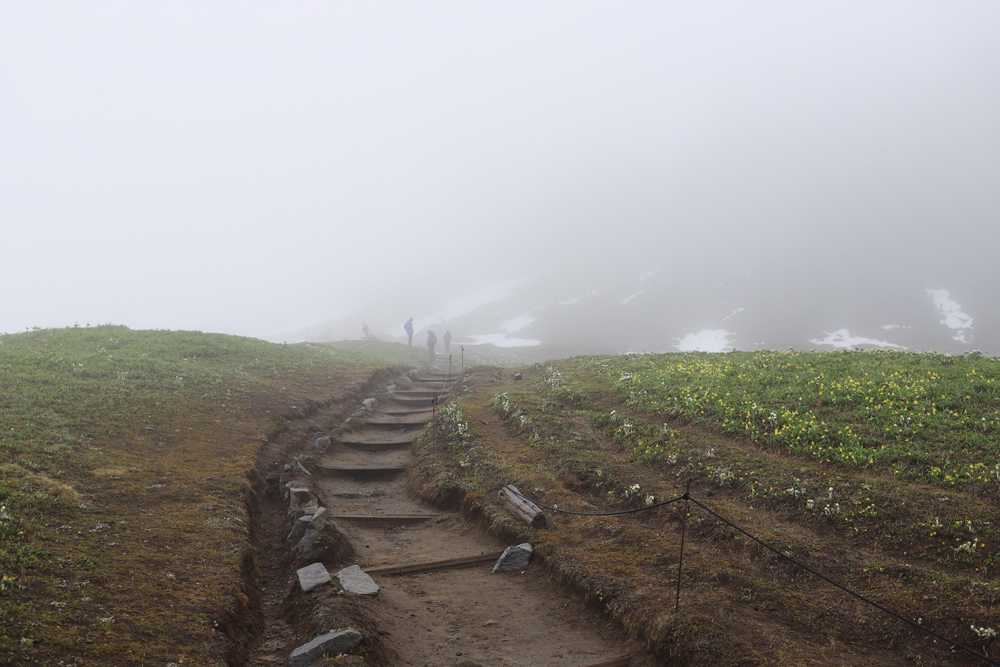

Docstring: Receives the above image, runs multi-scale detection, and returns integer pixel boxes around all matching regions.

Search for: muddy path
[243,363,652,667]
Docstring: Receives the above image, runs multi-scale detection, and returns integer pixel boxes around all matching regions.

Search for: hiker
[443,330,452,352]
[427,330,438,361]
[403,318,414,346]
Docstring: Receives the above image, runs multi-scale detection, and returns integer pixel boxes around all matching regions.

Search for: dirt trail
[244,363,652,667]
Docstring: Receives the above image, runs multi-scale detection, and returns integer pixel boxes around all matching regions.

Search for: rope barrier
[687,496,999,665]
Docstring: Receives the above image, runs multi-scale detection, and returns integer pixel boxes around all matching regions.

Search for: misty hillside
[269,259,997,357]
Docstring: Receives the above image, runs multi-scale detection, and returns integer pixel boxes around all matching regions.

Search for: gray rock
[310,507,330,532]
[296,562,330,592]
[336,564,379,596]
[288,488,315,511]
[492,543,533,573]
[265,473,281,484]
[361,398,376,409]
[297,529,320,555]
[287,516,313,541]
[312,435,331,450]
[288,629,363,667]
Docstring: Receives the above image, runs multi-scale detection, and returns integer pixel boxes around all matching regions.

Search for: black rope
[513,486,686,516]
[688,496,1000,666]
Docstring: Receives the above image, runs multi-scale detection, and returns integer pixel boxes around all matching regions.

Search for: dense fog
[3,3,998,355]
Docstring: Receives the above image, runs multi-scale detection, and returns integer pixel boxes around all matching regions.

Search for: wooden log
[498,485,546,528]
[364,551,504,576]
[582,657,631,667]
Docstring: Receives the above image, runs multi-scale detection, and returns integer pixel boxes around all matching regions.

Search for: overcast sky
[3,2,998,340]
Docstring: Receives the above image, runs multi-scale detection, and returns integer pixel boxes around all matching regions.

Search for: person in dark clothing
[404,318,414,346]
[443,330,452,352]
[427,330,437,362]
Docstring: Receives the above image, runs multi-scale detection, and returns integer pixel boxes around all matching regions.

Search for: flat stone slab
[336,564,380,596]
[492,543,533,573]
[288,629,363,667]
[296,562,330,592]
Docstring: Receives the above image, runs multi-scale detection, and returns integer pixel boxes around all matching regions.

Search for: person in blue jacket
[403,318,414,346]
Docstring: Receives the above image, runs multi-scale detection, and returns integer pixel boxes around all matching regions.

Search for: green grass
[591,349,1000,487]
[0,325,425,666]
[410,352,1000,665]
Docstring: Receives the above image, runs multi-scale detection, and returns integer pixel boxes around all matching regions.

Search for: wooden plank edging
[363,551,505,577]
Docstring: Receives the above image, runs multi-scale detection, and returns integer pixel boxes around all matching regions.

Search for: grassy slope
[410,351,1000,665]
[0,326,425,667]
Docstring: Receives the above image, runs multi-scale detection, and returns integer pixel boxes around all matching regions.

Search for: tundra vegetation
[3,327,999,666]
[411,349,1000,665]
[0,325,424,666]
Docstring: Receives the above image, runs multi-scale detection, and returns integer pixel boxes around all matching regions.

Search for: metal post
[675,478,692,613]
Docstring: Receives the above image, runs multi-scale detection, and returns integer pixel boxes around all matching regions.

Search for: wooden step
[337,439,413,452]
[364,551,505,576]
[337,428,421,447]
[583,657,631,667]
[332,513,445,528]
[320,465,408,479]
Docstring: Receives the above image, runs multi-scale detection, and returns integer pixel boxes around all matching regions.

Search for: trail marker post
[675,478,691,613]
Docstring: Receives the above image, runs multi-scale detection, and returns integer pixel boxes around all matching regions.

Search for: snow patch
[639,268,661,283]
[809,329,906,350]
[412,278,533,332]
[621,292,643,305]
[559,290,597,306]
[675,329,734,353]
[500,314,535,333]
[722,307,745,322]
[927,289,973,343]
[465,333,541,348]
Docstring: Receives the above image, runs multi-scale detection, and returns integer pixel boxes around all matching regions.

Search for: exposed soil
[243,363,652,667]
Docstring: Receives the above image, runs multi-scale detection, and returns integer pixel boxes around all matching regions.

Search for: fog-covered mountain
[268,262,996,358]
